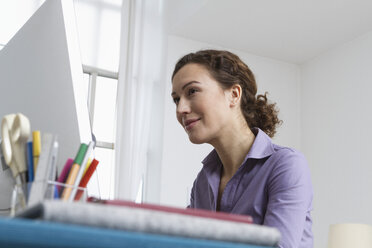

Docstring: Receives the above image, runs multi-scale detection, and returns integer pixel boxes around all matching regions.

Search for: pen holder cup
[10,180,88,216]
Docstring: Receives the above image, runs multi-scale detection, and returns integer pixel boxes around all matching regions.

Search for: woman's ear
[229,84,242,107]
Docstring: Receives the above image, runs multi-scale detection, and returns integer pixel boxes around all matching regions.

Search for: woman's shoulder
[267,144,311,185]
[271,144,307,164]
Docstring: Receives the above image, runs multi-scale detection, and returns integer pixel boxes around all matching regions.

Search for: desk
[0,217,272,248]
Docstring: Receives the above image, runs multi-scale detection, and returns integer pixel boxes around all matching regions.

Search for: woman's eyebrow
[171,81,201,97]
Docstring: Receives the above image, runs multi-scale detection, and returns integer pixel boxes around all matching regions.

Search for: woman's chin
[188,134,205,144]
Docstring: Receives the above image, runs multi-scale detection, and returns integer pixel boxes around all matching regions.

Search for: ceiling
[165,0,372,64]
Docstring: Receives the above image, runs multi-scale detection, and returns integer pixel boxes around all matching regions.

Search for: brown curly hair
[172,49,282,138]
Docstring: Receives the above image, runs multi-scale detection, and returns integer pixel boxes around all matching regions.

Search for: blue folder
[0,217,272,248]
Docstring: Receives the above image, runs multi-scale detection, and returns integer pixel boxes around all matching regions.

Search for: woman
[171,50,313,248]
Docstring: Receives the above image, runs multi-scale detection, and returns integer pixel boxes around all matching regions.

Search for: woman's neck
[211,123,256,179]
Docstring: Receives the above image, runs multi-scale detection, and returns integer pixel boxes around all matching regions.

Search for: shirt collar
[202,149,222,175]
[202,127,275,167]
[245,127,275,159]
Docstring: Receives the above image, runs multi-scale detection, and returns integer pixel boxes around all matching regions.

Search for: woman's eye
[173,97,180,105]
[188,88,197,95]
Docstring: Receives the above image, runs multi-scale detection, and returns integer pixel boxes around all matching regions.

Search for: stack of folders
[17,199,281,247]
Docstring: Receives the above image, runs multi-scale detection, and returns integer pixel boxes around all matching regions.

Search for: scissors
[1,113,31,184]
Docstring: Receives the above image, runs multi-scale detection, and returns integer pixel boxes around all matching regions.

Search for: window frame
[82,64,118,150]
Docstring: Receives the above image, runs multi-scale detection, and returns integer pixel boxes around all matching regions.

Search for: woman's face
[172,63,233,144]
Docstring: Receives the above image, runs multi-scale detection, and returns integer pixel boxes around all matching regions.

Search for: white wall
[301,30,372,248]
[160,35,301,207]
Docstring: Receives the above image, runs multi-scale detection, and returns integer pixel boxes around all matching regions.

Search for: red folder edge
[88,197,253,224]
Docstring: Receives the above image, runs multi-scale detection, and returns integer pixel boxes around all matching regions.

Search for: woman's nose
[176,98,191,114]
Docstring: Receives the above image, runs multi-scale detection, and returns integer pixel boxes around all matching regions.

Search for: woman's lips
[184,118,200,131]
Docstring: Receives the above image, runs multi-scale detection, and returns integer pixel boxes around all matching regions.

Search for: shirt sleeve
[264,149,313,248]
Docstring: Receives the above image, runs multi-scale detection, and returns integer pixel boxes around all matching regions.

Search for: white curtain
[115,0,166,201]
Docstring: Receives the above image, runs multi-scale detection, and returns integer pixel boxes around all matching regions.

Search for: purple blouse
[189,128,313,248]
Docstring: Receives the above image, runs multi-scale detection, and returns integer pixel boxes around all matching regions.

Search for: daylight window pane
[96,7,121,71]
[74,0,121,71]
[92,76,117,143]
[73,1,98,67]
[102,0,122,6]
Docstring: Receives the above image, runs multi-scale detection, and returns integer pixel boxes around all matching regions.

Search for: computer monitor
[0,0,92,212]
